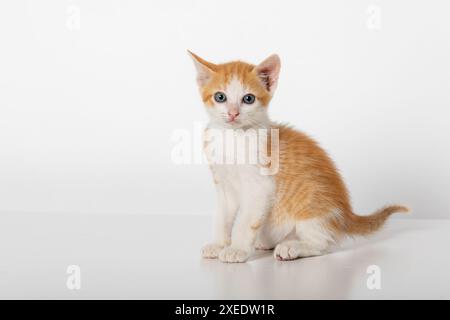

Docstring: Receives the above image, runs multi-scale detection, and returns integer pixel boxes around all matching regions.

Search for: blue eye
[214,92,227,103]
[242,94,256,104]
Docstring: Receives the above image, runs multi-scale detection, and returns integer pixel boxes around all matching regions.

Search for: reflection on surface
[1,214,447,299]
[200,244,388,299]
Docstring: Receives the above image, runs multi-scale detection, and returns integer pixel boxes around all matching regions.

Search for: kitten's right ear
[188,51,217,87]
[254,54,281,94]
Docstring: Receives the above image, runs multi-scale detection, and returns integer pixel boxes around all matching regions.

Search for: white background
[0,0,449,218]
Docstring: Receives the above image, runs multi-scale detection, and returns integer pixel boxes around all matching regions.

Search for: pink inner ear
[254,54,280,92]
[257,69,273,91]
[197,72,211,87]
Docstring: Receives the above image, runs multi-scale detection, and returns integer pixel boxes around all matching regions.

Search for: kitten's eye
[242,94,256,104]
[214,92,227,103]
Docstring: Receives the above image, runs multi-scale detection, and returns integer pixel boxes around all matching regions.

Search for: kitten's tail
[344,205,409,236]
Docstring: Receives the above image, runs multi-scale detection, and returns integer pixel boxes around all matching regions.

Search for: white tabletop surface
[0,212,448,299]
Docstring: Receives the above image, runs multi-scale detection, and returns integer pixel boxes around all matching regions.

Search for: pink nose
[228,110,240,121]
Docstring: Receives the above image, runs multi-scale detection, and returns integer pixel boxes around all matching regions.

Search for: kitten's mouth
[223,116,244,127]
[227,117,241,124]
[226,121,246,129]
[226,119,242,127]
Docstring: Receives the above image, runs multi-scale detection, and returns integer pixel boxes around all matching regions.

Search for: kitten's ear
[188,51,217,87]
[254,54,281,94]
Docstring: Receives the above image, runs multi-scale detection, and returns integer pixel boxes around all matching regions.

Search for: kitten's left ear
[253,54,281,94]
[188,50,217,87]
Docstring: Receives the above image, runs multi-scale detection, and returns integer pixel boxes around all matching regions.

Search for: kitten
[189,51,408,263]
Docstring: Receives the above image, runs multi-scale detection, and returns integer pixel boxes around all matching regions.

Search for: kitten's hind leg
[255,220,295,250]
[274,216,337,261]
[274,240,329,260]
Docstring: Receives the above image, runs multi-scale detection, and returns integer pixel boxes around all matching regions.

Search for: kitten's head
[189,52,281,129]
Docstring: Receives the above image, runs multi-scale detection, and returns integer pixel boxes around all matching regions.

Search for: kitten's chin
[223,120,248,129]
[210,119,264,130]
[209,118,242,129]
[226,120,243,127]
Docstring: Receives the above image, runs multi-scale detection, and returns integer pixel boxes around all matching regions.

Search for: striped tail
[345,205,409,236]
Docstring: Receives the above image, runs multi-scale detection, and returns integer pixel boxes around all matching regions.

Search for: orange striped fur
[272,124,408,235]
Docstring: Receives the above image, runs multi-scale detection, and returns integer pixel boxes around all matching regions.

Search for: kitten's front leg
[219,174,275,263]
[202,181,239,259]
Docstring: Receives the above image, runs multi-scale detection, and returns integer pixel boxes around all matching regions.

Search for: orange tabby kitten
[189,51,408,263]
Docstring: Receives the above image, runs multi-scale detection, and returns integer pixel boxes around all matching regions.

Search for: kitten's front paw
[201,243,224,259]
[219,246,250,263]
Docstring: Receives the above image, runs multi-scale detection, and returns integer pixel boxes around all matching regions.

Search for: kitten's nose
[227,110,240,121]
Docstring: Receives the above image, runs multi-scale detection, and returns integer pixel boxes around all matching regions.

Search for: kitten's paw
[274,242,301,261]
[219,246,250,263]
[201,243,224,259]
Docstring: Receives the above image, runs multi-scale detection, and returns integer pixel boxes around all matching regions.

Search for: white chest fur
[204,127,276,260]
[204,127,276,196]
